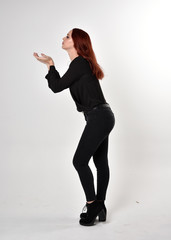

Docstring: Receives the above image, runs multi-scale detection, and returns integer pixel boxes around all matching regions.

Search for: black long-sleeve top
[45,55,107,112]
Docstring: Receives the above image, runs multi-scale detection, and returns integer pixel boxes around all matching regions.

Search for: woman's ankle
[86,200,95,204]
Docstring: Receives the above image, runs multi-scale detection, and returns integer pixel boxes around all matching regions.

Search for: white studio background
[0,0,171,239]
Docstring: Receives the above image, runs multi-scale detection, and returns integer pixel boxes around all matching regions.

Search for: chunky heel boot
[79,200,104,226]
[98,209,106,221]
[80,200,107,222]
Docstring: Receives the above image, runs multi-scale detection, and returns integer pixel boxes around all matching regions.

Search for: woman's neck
[67,49,79,61]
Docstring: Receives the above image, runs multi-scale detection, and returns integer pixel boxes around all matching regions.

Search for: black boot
[80,200,107,222]
[79,200,106,226]
[80,202,89,219]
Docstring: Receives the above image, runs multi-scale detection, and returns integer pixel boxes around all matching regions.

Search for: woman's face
[62,30,74,50]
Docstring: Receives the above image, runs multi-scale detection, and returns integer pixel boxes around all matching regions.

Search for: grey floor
[0,199,170,240]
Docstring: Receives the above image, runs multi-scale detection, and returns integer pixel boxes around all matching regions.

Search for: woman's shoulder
[70,55,89,66]
[70,56,91,74]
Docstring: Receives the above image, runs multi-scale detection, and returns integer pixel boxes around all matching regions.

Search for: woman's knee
[72,154,88,170]
[72,154,81,170]
[72,157,78,169]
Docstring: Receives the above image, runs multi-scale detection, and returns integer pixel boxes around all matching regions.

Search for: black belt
[83,103,110,114]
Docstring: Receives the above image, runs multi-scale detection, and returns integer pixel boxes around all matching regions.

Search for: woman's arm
[45,58,84,93]
[33,52,86,93]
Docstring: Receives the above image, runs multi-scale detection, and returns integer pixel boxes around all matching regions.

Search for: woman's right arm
[33,52,85,93]
[45,59,84,93]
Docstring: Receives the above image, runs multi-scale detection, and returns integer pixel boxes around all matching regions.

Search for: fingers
[33,52,51,65]
[41,53,50,59]
[33,52,40,59]
[33,52,53,66]
[33,53,46,62]
[33,52,46,58]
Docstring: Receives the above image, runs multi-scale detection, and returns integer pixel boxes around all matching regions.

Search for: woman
[33,28,115,226]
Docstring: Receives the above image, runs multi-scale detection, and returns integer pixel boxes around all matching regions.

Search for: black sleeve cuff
[45,65,56,79]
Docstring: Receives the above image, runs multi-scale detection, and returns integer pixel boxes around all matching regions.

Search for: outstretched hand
[33,52,54,66]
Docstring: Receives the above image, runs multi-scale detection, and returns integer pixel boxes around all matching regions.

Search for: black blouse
[45,55,107,112]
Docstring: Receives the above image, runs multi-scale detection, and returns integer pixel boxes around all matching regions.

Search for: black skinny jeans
[73,104,115,201]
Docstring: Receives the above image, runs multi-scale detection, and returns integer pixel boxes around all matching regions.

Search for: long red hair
[72,28,104,80]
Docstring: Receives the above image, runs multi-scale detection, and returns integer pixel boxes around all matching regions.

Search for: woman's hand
[33,52,54,68]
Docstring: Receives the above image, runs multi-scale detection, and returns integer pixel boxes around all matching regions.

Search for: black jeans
[73,104,115,201]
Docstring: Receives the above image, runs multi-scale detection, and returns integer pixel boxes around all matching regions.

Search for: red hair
[72,28,104,80]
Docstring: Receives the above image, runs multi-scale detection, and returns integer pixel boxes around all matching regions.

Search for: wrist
[49,60,54,66]
[47,61,54,70]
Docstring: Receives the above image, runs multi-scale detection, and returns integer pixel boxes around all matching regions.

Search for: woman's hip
[83,104,115,132]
